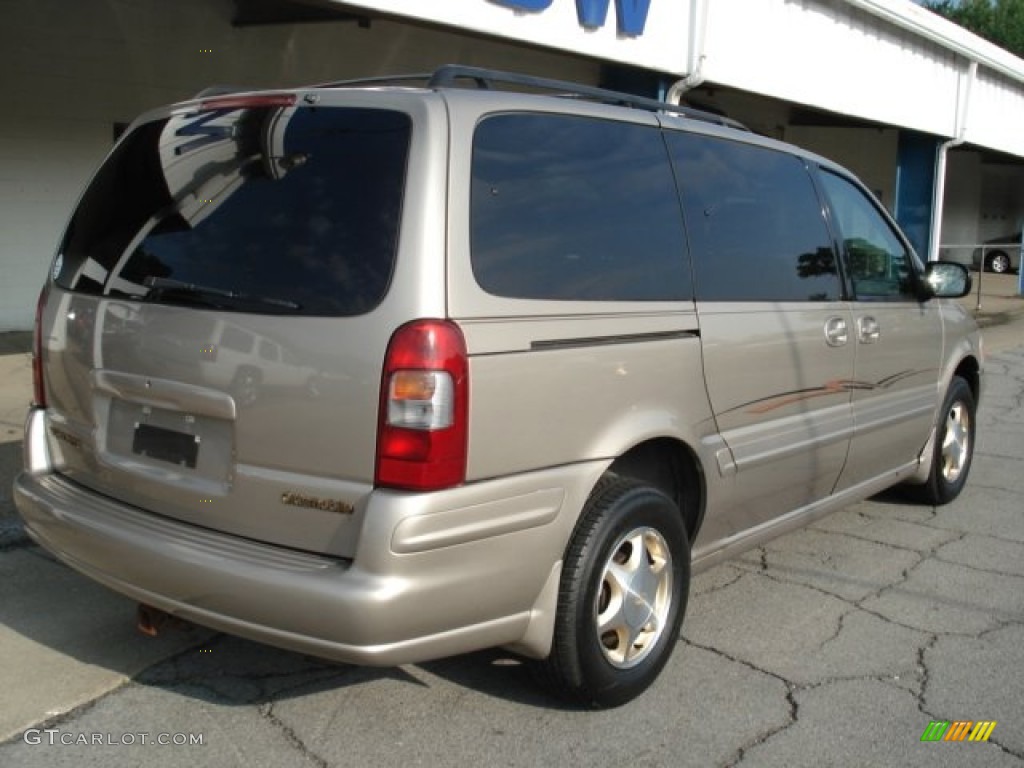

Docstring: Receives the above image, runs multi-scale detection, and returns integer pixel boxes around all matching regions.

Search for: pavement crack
[680,637,798,768]
[693,567,746,598]
[854,530,966,605]
[977,620,1024,640]
[815,607,850,653]
[725,685,799,768]
[259,700,329,768]
[932,554,1024,579]
[748,565,858,608]
[914,633,940,718]
[988,737,1024,761]
[2,682,118,744]
[852,603,980,637]
[806,526,927,556]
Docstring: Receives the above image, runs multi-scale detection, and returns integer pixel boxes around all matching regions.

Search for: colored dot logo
[199,48,213,53]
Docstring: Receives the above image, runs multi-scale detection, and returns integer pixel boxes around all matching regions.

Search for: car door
[666,130,856,545]
[816,168,944,491]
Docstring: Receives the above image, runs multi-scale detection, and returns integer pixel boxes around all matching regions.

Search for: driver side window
[820,170,915,300]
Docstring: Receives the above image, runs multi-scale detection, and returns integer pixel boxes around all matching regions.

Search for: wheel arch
[605,437,706,542]
[506,435,707,663]
[907,353,981,486]
[953,354,981,405]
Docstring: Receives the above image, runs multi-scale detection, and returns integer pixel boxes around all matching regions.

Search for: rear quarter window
[470,113,691,302]
[667,132,840,303]
[56,106,411,316]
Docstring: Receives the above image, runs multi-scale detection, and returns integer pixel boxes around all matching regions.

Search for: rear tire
[538,476,690,708]
[911,376,976,505]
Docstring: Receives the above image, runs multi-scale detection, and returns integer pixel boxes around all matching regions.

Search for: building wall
[332,0,690,73]
[980,164,1024,239]
[967,69,1024,158]
[0,0,598,330]
[698,0,962,137]
[938,152,1024,260]
[784,126,900,211]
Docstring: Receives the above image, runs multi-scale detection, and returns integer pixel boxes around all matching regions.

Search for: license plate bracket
[132,423,199,468]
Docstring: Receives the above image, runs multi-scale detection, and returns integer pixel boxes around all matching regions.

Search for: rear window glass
[56,106,411,316]
[471,113,691,302]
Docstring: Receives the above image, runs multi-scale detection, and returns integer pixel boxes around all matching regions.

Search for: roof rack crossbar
[426,65,747,130]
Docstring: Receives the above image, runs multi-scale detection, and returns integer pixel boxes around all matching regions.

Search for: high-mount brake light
[32,283,49,407]
[198,94,297,111]
[375,320,469,491]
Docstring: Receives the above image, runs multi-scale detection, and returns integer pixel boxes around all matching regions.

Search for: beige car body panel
[14,80,983,669]
[837,299,944,491]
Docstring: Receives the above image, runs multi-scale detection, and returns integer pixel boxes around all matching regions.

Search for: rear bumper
[15,412,604,665]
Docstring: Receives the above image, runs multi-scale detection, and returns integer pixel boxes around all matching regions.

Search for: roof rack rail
[426,65,748,130]
[312,65,746,131]
[312,73,434,89]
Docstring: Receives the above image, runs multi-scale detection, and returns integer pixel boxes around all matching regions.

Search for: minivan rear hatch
[41,94,412,557]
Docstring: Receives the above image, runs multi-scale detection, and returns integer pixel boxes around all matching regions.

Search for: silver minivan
[15,66,982,707]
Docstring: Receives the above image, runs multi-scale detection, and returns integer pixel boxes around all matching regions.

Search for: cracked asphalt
[2,341,1023,766]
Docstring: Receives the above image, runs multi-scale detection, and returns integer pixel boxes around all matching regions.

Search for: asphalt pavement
[0,276,1022,767]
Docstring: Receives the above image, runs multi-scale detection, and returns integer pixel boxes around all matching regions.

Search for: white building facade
[3,0,1023,329]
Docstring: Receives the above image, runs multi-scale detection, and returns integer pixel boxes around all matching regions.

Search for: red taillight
[375,320,469,491]
[31,283,49,408]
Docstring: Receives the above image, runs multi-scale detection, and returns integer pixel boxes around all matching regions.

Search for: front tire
[539,477,690,708]
[913,376,976,505]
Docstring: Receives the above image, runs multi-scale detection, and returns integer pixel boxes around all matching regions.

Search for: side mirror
[921,262,972,300]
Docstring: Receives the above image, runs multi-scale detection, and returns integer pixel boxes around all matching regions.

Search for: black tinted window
[667,133,839,302]
[471,114,690,301]
[818,170,916,300]
[57,106,410,316]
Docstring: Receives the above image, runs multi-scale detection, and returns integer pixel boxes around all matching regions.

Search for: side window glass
[471,113,690,301]
[666,133,839,302]
[819,170,915,300]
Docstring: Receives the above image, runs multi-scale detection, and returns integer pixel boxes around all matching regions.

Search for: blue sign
[492,0,652,37]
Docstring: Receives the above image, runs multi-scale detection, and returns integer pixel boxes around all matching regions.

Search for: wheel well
[606,438,705,541]
[954,357,981,404]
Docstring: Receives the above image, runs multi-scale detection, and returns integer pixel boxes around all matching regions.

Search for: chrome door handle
[858,316,880,344]
[824,316,849,347]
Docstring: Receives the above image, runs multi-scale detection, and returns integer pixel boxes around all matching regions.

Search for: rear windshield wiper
[136,277,302,312]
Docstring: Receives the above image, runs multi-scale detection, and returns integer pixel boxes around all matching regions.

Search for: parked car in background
[972,231,1021,273]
